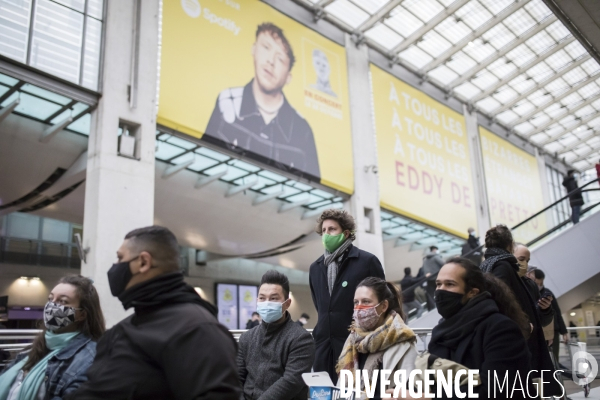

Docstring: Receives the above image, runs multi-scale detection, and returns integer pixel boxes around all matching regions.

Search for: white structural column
[463,106,491,236]
[535,149,554,229]
[81,0,160,327]
[344,35,385,266]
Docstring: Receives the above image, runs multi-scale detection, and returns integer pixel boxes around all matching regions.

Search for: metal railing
[0,237,80,269]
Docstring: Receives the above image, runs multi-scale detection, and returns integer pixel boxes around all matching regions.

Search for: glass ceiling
[297,0,600,173]
[0,72,93,135]
[155,131,347,212]
[380,211,465,255]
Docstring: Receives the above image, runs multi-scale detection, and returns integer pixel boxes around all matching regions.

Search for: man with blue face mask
[237,270,315,400]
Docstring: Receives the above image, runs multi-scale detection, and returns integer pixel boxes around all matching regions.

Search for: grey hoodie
[422,251,444,280]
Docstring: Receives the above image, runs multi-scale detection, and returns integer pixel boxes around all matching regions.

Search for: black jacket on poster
[68,273,241,400]
[562,175,584,207]
[309,244,385,383]
[429,294,532,399]
[484,251,561,396]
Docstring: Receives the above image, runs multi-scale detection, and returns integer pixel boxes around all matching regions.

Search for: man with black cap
[68,226,241,399]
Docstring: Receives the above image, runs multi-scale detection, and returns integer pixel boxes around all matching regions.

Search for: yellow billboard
[370,65,477,238]
[159,0,353,194]
[479,127,547,243]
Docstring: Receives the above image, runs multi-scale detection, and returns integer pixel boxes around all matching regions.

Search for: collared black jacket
[309,244,385,382]
[205,80,320,181]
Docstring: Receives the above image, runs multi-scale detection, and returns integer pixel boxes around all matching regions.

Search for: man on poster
[205,23,320,180]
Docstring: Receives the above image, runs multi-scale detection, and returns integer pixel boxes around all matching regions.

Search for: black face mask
[434,289,466,319]
[107,256,139,297]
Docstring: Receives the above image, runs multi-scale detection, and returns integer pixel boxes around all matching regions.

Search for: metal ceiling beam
[540,112,600,145]
[389,0,471,55]
[356,0,403,33]
[511,73,599,126]
[470,36,576,104]
[492,54,591,114]
[0,99,20,124]
[420,0,532,73]
[525,93,600,137]
[557,129,600,155]
[317,0,335,6]
[569,147,600,163]
[447,15,557,89]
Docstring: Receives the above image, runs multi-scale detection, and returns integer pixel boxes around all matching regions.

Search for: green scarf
[0,331,79,400]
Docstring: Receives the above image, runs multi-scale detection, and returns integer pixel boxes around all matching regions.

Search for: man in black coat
[481,226,560,396]
[69,226,241,400]
[528,268,569,363]
[562,169,585,224]
[399,267,424,319]
[309,209,385,383]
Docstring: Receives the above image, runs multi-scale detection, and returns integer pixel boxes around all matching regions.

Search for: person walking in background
[0,275,105,400]
[245,312,261,329]
[422,245,444,310]
[336,278,417,399]
[429,258,532,398]
[481,225,560,396]
[399,267,424,320]
[461,227,482,266]
[238,270,314,400]
[295,313,310,327]
[309,209,385,384]
[527,268,569,363]
[562,169,585,224]
[514,245,553,327]
[69,226,241,399]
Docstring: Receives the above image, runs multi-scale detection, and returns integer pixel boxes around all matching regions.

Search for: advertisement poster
[159,0,354,193]
[370,65,477,238]
[479,127,547,244]
[238,285,258,329]
[216,283,238,329]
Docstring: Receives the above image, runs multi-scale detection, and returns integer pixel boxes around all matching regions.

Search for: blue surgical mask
[257,300,287,323]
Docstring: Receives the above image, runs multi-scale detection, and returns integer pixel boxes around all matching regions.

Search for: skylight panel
[544,49,573,70]
[530,114,551,128]
[398,46,434,69]
[564,41,587,59]
[428,64,459,85]
[505,44,536,67]
[514,123,533,135]
[502,9,536,37]
[496,110,518,124]
[470,70,497,91]
[523,0,552,22]
[493,85,518,103]
[510,77,536,94]
[478,0,514,15]
[526,62,554,83]
[544,141,563,153]
[576,80,600,98]
[476,97,501,112]
[433,17,472,45]
[487,58,517,79]
[581,58,600,75]
[454,82,481,99]
[445,51,477,75]
[325,0,369,29]
[385,6,423,38]
[353,0,389,14]
[462,40,496,62]
[545,23,570,41]
[524,31,555,55]
[403,0,444,24]
[365,23,403,50]
[483,23,517,50]
[544,78,569,96]
[530,133,548,144]
[527,90,552,107]
[417,30,453,58]
[455,1,493,30]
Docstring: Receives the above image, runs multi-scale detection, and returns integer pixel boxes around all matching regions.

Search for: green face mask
[322,232,346,253]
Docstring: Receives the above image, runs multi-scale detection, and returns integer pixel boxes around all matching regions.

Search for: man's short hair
[260,270,290,299]
[533,269,545,280]
[567,169,575,176]
[430,246,438,251]
[251,312,259,317]
[124,226,180,271]
[256,23,295,70]
[404,267,411,275]
[300,313,310,319]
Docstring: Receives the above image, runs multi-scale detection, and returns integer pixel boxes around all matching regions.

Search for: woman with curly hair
[309,209,385,383]
[427,257,533,399]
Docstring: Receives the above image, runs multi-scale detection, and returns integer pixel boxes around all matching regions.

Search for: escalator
[410,177,600,327]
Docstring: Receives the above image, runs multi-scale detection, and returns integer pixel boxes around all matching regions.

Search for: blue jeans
[572,205,582,224]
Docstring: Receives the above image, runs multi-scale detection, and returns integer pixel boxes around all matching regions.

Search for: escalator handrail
[462,178,599,258]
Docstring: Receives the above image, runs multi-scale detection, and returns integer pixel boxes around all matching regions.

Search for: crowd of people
[0,209,574,399]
